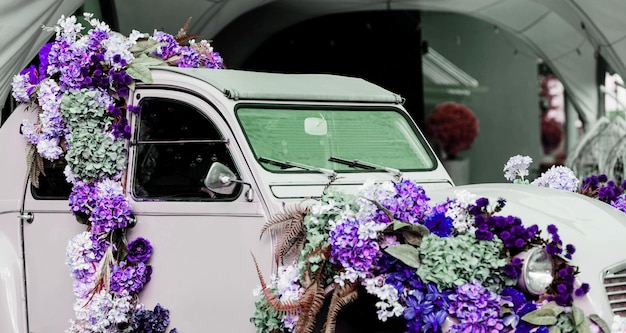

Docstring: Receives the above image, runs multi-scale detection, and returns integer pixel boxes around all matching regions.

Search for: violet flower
[127,237,153,263]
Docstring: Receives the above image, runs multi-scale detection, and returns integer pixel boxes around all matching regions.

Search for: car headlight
[518,246,554,295]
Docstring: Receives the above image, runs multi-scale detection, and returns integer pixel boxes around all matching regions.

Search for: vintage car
[1,65,625,332]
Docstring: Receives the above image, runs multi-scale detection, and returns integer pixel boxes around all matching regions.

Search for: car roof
[153,67,403,104]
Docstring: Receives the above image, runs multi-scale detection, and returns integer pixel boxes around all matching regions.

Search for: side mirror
[204,162,254,201]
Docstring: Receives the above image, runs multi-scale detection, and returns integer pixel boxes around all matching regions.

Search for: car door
[124,89,272,332]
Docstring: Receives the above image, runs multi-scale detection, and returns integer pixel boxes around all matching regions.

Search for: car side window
[132,97,240,201]
[31,158,72,199]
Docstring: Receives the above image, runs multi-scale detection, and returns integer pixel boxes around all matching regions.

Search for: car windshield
[236,105,435,173]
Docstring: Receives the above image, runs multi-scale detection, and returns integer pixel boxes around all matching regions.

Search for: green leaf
[521,307,558,326]
[571,305,585,326]
[127,63,153,84]
[130,38,160,53]
[132,54,167,66]
[571,306,591,333]
[548,327,561,333]
[589,314,610,333]
[385,244,421,268]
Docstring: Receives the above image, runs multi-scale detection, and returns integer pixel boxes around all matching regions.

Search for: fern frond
[293,281,326,333]
[260,203,310,238]
[323,282,359,333]
[275,218,305,262]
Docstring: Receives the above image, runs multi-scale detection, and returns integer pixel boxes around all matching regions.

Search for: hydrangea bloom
[448,280,504,332]
[90,193,133,234]
[110,261,152,296]
[532,165,579,192]
[503,155,533,182]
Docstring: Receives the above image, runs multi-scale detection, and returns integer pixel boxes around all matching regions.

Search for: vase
[443,158,470,185]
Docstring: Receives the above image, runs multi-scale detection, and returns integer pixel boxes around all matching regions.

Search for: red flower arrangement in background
[540,117,563,155]
[425,102,479,159]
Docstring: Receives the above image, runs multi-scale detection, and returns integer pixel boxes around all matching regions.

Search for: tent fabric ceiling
[0,0,83,120]
[2,0,626,126]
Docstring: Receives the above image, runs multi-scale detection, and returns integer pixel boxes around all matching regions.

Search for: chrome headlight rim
[517,246,554,296]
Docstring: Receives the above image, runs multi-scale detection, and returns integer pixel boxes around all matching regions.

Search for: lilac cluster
[545,224,576,260]
[375,179,431,224]
[329,216,381,276]
[470,198,539,254]
[131,303,176,333]
[152,30,224,70]
[110,261,153,296]
[90,193,133,234]
[447,280,504,332]
[153,30,181,59]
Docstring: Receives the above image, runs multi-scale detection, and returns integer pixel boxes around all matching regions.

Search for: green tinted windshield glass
[236,106,435,172]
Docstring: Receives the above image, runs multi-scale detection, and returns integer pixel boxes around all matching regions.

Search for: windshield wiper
[259,157,337,180]
[329,156,402,179]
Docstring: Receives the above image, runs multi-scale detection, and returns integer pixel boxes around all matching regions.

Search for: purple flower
[69,181,98,215]
[110,261,152,295]
[152,30,180,59]
[574,283,590,297]
[90,193,133,235]
[448,280,503,333]
[423,212,453,237]
[132,303,172,333]
[127,237,153,263]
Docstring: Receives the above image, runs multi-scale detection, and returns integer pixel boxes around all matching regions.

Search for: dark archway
[238,10,425,125]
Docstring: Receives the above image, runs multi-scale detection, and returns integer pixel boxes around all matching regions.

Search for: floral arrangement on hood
[504,155,626,213]
[425,102,479,160]
[251,178,609,333]
[12,13,223,332]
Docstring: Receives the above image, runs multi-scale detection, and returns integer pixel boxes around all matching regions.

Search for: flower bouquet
[425,102,478,160]
[251,178,607,333]
[12,12,223,332]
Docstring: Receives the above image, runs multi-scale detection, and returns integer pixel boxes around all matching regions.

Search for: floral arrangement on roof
[12,12,224,332]
[251,178,610,333]
[425,102,479,160]
[504,155,626,213]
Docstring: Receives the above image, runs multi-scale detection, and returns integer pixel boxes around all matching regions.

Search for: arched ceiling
[3,0,626,125]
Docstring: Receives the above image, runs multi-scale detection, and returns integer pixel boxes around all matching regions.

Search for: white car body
[0,67,623,332]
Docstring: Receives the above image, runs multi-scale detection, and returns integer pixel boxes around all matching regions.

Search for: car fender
[0,225,27,333]
[429,183,626,326]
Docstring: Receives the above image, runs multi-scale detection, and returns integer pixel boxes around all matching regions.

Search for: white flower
[532,165,579,192]
[503,155,533,182]
[11,73,33,103]
[36,137,63,160]
[54,15,83,42]
[97,178,124,196]
[128,30,145,44]
[102,33,135,69]
[37,79,62,113]
[445,190,477,233]
[64,164,77,184]
[363,276,403,321]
